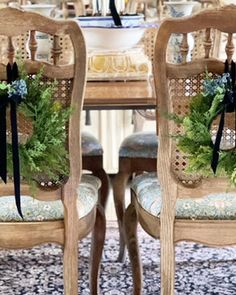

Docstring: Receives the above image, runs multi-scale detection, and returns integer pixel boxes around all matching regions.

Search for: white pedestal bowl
[77,15,145,50]
[81,26,145,50]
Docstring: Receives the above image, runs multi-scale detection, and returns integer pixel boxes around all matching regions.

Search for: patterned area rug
[1,227,236,294]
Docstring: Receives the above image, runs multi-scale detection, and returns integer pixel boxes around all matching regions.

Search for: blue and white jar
[164,1,195,63]
[21,4,56,61]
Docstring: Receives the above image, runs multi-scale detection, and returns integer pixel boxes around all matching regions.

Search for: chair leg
[93,168,110,210]
[124,203,142,295]
[63,224,78,295]
[160,219,175,295]
[113,171,130,262]
[89,204,106,295]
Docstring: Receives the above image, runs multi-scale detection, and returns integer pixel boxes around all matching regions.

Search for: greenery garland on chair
[5,65,71,192]
[169,71,236,186]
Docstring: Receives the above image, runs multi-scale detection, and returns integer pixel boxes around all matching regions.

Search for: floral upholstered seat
[119,131,158,158]
[82,131,103,156]
[0,175,100,222]
[132,173,236,220]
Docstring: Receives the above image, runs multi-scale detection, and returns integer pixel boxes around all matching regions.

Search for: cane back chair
[9,15,110,212]
[113,8,221,262]
[124,5,236,295]
[0,7,105,295]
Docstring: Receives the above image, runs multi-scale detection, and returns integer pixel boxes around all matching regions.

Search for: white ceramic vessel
[81,26,145,50]
[21,4,56,61]
[21,4,56,17]
[164,1,195,17]
[164,1,196,63]
[78,14,145,50]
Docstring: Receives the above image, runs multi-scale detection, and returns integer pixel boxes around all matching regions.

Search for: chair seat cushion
[82,131,103,156]
[132,173,236,220]
[119,131,158,159]
[0,175,100,222]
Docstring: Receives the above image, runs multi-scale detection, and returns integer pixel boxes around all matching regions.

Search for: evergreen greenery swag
[169,72,236,186]
[6,66,71,191]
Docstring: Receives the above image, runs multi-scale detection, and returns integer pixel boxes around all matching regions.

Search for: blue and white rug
[1,227,236,294]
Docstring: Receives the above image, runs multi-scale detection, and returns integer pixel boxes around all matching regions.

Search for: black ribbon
[211,60,236,174]
[109,0,122,27]
[0,62,23,218]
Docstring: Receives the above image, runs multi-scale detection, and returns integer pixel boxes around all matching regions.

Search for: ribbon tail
[231,61,236,86]
[225,59,229,73]
[0,106,7,183]
[10,101,23,219]
[235,102,236,149]
[211,109,225,174]
[232,61,236,150]
[109,0,122,27]
[6,63,12,84]
[12,62,19,80]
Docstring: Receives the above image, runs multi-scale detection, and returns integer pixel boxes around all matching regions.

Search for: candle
[92,0,97,14]
[101,0,108,16]
[98,0,102,13]
[115,0,120,14]
[120,0,125,13]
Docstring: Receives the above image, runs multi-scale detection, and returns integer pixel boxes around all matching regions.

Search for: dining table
[83,79,156,110]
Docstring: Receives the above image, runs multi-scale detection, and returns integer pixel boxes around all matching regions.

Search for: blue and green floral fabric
[132,173,236,220]
[82,131,103,156]
[0,175,100,222]
[119,131,158,158]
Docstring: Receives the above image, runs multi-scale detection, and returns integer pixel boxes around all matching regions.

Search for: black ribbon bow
[0,62,23,218]
[211,60,236,174]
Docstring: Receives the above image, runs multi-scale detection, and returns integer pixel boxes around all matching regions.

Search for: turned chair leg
[89,205,106,295]
[93,168,110,210]
[124,203,142,295]
[113,171,130,262]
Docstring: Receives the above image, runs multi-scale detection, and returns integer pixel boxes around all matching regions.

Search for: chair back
[0,7,87,201]
[154,5,236,202]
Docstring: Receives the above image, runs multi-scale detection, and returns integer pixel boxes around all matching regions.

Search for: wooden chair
[53,10,110,212]
[61,0,85,18]
[0,7,105,295]
[124,5,236,295]
[112,26,158,262]
[125,0,163,19]
[7,26,110,212]
[113,131,158,261]
[113,3,223,262]
[82,131,109,209]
